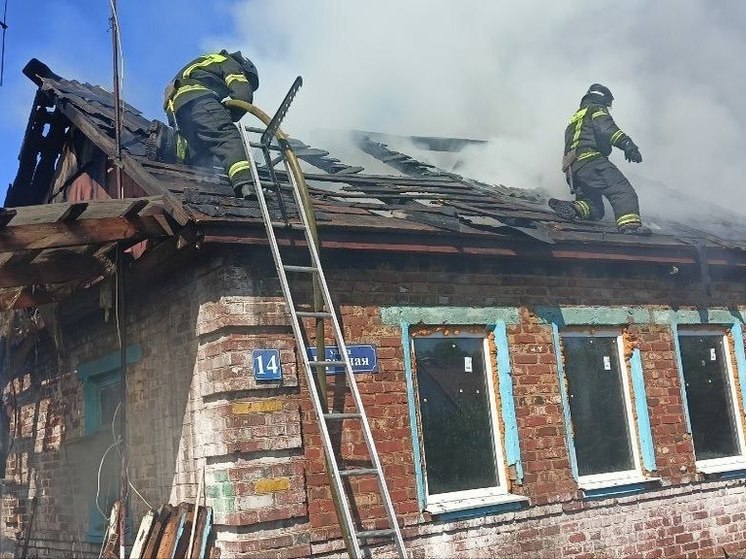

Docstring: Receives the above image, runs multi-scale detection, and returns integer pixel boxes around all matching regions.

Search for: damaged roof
[5,58,746,286]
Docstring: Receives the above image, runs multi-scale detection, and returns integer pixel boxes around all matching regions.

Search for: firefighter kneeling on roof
[164,50,259,198]
[549,83,651,235]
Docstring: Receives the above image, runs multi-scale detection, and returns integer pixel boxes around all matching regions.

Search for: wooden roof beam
[0,209,17,227]
[122,199,150,219]
[57,202,88,222]
[0,215,169,253]
[0,255,107,288]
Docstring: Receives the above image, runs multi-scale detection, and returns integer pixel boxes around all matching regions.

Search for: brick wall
[3,246,746,557]
[400,480,746,559]
[0,253,211,557]
[301,251,746,558]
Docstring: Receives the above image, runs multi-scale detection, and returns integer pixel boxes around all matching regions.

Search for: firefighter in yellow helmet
[164,50,259,198]
[550,84,650,235]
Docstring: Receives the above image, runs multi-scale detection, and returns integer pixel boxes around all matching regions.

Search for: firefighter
[164,50,259,198]
[549,83,650,234]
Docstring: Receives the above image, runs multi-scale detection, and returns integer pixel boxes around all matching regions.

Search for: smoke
[213,0,746,218]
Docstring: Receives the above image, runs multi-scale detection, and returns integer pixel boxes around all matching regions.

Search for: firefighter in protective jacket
[164,50,259,197]
[549,84,649,234]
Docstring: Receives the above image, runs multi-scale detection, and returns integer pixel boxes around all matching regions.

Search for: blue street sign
[306,345,378,375]
[252,349,282,381]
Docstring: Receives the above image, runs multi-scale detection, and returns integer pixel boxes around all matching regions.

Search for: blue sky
[1,1,745,220]
[0,0,252,201]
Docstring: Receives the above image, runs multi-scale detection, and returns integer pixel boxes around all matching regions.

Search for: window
[409,331,523,513]
[559,330,645,488]
[76,345,141,540]
[81,369,121,541]
[86,372,121,435]
[677,329,746,472]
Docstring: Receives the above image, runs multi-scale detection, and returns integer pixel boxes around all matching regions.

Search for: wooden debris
[140,504,172,559]
[187,464,205,559]
[132,502,215,559]
[129,509,156,559]
[100,500,120,559]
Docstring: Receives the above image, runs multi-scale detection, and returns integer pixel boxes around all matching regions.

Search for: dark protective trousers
[174,95,252,194]
[570,157,640,223]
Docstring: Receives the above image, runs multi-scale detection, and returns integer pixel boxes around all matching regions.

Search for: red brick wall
[3,248,746,558]
[507,318,579,506]
[300,252,746,558]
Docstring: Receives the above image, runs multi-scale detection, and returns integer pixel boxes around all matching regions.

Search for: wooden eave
[0,197,174,294]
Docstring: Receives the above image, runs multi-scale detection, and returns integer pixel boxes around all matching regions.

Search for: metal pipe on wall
[116,249,128,559]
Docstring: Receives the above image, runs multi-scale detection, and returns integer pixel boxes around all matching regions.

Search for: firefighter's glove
[622,139,642,163]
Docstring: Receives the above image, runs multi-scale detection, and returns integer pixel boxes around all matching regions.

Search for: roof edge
[22,58,59,87]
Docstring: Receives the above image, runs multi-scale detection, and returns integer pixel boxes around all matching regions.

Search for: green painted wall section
[206,471,236,513]
[382,306,746,327]
[534,306,746,326]
[381,306,520,325]
[77,345,143,380]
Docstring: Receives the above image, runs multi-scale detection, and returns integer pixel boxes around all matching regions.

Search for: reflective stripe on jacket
[164,51,255,116]
[563,100,632,171]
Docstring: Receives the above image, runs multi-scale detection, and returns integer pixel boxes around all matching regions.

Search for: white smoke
[209,0,746,218]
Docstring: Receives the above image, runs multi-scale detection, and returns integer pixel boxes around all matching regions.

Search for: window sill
[579,475,661,499]
[697,459,746,475]
[425,493,528,516]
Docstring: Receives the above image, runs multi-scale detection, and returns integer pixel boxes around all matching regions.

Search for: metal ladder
[234,90,408,559]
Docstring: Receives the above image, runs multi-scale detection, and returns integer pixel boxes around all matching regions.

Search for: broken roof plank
[0,286,55,311]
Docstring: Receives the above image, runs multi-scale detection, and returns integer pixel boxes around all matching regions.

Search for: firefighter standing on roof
[549,84,650,235]
[164,50,259,198]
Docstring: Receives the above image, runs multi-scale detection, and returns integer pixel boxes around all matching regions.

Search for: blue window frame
[536,305,746,495]
[534,305,658,497]
[401,320,526,517]
[77,345,141,540]
[78,345,140,435]
[552,327,656,496]
[674,322,746,475]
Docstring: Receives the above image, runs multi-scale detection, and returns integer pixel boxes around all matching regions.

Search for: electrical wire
[95,378,155,524]
[115,253,123,351]
[0,0,9,87]
[112,397,153,510]
[95,440,120,519]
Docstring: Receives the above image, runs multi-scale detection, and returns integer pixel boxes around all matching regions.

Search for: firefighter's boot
[549,198,581,221]
[233,180,255,199]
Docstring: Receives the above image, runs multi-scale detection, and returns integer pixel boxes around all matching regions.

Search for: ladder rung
[270,221,306,230]
[356,529,396,540]
[283,265,318,273]
[323,413,362,420]
[310,360,346,367]
[339,468,379,477]
[296,311,332,319]
[249,142,282,151]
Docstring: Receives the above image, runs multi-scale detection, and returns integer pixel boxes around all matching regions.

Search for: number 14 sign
[252,349,282,381]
